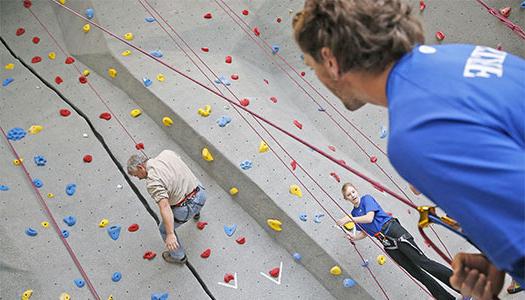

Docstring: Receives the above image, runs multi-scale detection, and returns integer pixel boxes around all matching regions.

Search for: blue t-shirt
[351,194,392,236]
[387,44,525,281]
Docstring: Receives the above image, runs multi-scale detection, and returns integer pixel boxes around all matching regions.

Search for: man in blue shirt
[293,1,524,299]
[337,183,456,300]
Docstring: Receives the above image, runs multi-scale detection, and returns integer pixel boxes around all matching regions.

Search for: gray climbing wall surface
[1,0,523,300]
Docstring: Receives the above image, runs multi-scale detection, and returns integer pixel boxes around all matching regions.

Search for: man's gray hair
[127,154,148,173]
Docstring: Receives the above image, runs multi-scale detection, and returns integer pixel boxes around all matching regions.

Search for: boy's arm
[336,211,375,226]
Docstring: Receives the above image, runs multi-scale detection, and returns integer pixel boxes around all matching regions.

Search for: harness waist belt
[171,186,200,208]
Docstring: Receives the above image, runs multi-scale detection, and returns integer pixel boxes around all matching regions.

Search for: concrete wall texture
[1,0,523,299]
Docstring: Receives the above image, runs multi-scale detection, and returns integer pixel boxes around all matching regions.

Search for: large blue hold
[33,179,43,188]
[343,278,356,288]
[223,224,237,237]
[239,160,252,170]
[112,271,122,282]
[7,127,26,141]
[74,278,85,288]
[145,16,156,23]
[66,183,76,196]
[143,77,153,87]
[0,185,9,191]
[34,155,47,166]
[2,78,14,87]
[107,225,121,241]
[216,116,232,127]
[63,215,76,227]
[151,292,169,300]
[150,50,163,58]
[26,228,38,237]
[85,8,94,19]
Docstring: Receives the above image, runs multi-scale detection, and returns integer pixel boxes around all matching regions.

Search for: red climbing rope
[0,126,101,300]
[475,0,525,40]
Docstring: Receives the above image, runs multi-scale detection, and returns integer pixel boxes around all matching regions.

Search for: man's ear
[320,47,340,79]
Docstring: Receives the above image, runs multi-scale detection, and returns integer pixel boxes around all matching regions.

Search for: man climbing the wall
[128,150,206,264]
[293,1,524,299]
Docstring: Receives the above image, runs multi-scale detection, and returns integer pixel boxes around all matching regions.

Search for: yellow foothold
[229,187,239,196]
[48,52,56,60]
[123,32,134,41]
[343,221,355,231]
[28,125,43,134]
[156,73,165,82]
[377,255,386,265]
[107,295,114,300]
[162,117,173,127]
[201,147,214,162]
[59,292,70,300]
[108,68,117,78]
[13,158,23,166]
[58,0,66,4]
[258,141,269,153]
[21,289,33,300]
[41,221,49,228]
[289,184,303,198]
[198,105,212,117]
[82,69,90,76]
[121,50,132,56]
[47,193,54,198]
[130,109,142,118]
[267,219,283,232]
[330,265,342,276]
[83,24,90,33]
[99,219,109,228]
[5,63,14,70]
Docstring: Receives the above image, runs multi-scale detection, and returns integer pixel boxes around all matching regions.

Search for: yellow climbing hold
[108,68,117,78]
[121,50,132,56]
[59,292,70,300]
[99,219,109,228]
[162,117,173,127]
[47,193,54,198]
[48,52,56,60]
[259,141,269,153]
[156,73,165,82]
[5,63,14,70]
[123,32,134,41]
[41,221,49,228]
[130,109,142,118]
[343,221,355,231]
[198,105,212,117]
[107,295,114,300]
[28,125,43,134]
[289,184,303,198]
[267,219,283,232]
[21,289,33,300]
[83,24,90,33]
[82,69,90,76]
[13,158,23,166]
[229,187,239,196]
[330,265,342,276]
[201,147,214,162]
[58,0,66,4]
[377,255,386,265]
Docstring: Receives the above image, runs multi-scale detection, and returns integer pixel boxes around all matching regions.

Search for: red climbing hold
[224,273,234,283]
[300,71,306,77]
[200,248,211,258]
[370,156,378,163]
[231,74,239,80]
[328,145,336,152]
[143,251,156,260]
[435,31,446,41]
[276,17,282,23]
[83,155,92,163]
[65,56,75,64]
[419,0,426,11]
[253,27,260,36]
[99,112,112,120]
[269,96,278,103]
[236,236,246,244]
[128,223,139,232]
[240,98,250,107]
[197,221,208,230]
[135,143,145,150]
[269,267,280,278]
[203,12,212,19]
[263,79,269,85]
[55,76,63,85]
[386,212,393,217]
[242,9,249,16]
[225,55,232,64]
[79,75,87,84]
[330,172,341,183]
[337,159,347,166]
[59,109,71,117]
[16,28,26,36]
[496,44,503,51]
[23,0,32,8]
[31,56,42,64]
[293,120,303,129]
[32,37,40,44]
[500,7,511,18]
[201,47,209,52]
[291,160,297,171]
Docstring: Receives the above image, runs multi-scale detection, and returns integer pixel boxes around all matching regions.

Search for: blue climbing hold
[521,1,525,9]
[33,179,43,188]
[7,127,26,141]
[151,292,169,300]
[313,213,325,223]
[25,228,38,237]
[66,183,76,196]
[62,229,70,238]
[63,215,76,227]
[240,160,252,170]
[2,78,14,87]
[292,252,302,261]
[380,126,388,139]
[271,45,280,55]
[112,272,122,282]
[143,77,153,87]
[74,279,85,288]
[216,116,232,127]
[33,155,47,166]
[145,16,156,22]
[343,278,356,288]
[85,8,94,19]
[0,185,9,191]
[361,259,369,268]
[223,224,237,237]
[299,213,307,222]
[107,225,121,241]
[214,75,231,86]
[150,50,163,58]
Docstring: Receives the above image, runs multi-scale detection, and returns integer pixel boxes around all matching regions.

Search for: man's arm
[336,211,375,226]
[158,198,179,251]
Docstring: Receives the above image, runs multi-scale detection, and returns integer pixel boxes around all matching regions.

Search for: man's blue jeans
[159,186,206,259]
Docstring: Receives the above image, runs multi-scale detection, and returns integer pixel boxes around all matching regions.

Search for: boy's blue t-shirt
[351,194,392,236]
[387,44,525,281]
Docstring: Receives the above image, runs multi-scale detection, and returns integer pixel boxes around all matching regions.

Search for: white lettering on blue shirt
[463,46,507,78]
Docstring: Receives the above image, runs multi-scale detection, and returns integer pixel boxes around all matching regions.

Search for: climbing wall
[1,0,524,300]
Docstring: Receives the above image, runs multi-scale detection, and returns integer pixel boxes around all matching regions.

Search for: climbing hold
[435,31,446,41]
[2,78,14,87]
[370,156,377,163]
[328,145,336,152]
[419,0,426,11]
[299,213,307,222]
[5,63,14,70]
[58,0,65,4]
[343,278,356,288]
[74,279,85,288]
[25,228,38,237]
[196,221,208,230]
[48,52,56,60]
[41,221,49,228]
[214,75,231,86]
[239,98,250,107]
[85,8,94,19]
[202,147,214,161]
[65,183,76,196]
[99,112,112,120]
[330,266,342,276]
[263,79,269,85]
[21,289,33,300]
[235,236,246,244]
[259,141,269,153]
[143,77,153,87]
[16,27,26,36]
[500,7,511,18]
[276,17,282,23]
[380,126,388,139]
[231,74,239,80]
[229,187,239,196]
[293,120,303,129]
[267,219,282,232]
[203,12,212,19]
[123,32,134,41]
[300,71,306,77]
[150,50,163,58]
[253,27,261,36]
[59,293,70,300]
[242,9,249,15]
[293,252,302,261]
[33,179,43,188]
[225,55,232,64]
[330,172,341,183]
[361,259,369,268]
[271,45,280,55]
[59,108,71,117]
[270,96,278,103]
[0,185,8,191]
[314,213,325,223]
[128,223,139,232]
[62,229,69,238]
[200,248,211,258]
[289,185,303,197]
[290,160,297,171]
[344,221,355,231]
[162,117,173,126]
[156,73,165,82]
[108,68,117,78]
[116,184,123,189]
[130,109,142,118]
[377,255,386,265]
[55,76,63,84]
[496,44,503,51]
[65,56,75,64]
[32,36,40,44]
[269,267,280,278]
[47,193,54,198]
[198,105,212,117]
[224,224,237,237]
[201,47,209,52]
[217,116,232,127]
[107,295,114,300]
[112,272,122,282]
[135,143,145,150]
[151,293,169,300]
[13,158,24,166]
[143,251,156,260]
[83,24,90,33]
[121,50,132,56]
[63,215,76,227]
[239,160,252,170]
[145,16,156,22]
[107,225,121,240]
[522,1,525,9]
[31,56,42,64]
[83,154,92,163]
[224,273,234,283]
[79,75,88,84]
